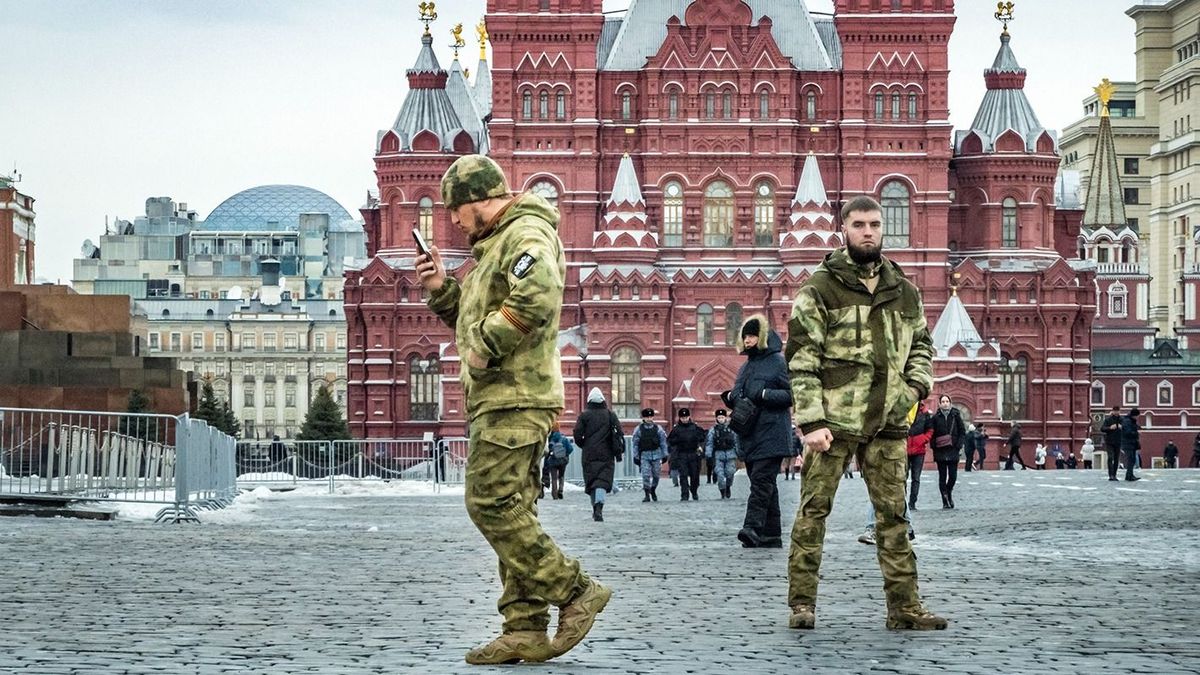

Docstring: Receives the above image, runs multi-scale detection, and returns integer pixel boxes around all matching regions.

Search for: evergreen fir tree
[220,400,241,439]
[119,389,155,441]
[296,385,349,441]
[194,381,221,429]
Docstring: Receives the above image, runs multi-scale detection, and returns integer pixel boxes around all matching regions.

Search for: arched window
[621,91,633,120]
[556,91,566,120]
[760,90,770,119]
[1109,283,1128,317]
[722,91,733,119]
[417,197,434,241]
[706,92,716,119]
[806,91,817,120]
[611,347,642,419]
[874,92,884,119]
[662,181,684,247]
[881,181,911,247]
[908,92,918,118]
[668,89,680,120]
[522,91,532,119]
[1123,380,1139,407]
[409,355,440,420]
[725,303,743,346]
[1091,381,1105,407]
[697,304,714,346]
[539,91,549,119]
[1002,197,1019,247]
[999,355,1028,420]
[754,182,775,247]
[1158,381,1174,406]
[891,92,901,119]
[704,181,734,247]
[530,180,559,207]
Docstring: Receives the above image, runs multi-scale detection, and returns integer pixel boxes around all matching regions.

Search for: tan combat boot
[551,579,613,656]
[886,604,948,630]
[788,604,816,629]
[464,631,554,665]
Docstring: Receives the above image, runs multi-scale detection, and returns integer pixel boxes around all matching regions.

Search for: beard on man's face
[846,239,882,265]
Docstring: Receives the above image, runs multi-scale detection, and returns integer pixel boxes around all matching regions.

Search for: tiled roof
[390,34,465,153]
[955,34,1056,155]
[1081,115,1127,228]
[446,59,489,154]
[601,0,834,71]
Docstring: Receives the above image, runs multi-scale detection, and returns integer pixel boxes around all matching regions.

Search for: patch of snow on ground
[1040,484,1098,491]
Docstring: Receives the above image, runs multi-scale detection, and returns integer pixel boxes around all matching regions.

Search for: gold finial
[1094,78,1117,118]
[450,22,465,58]
[477,19,490,61]
[994,1,1015,35]
[418,1,437,36]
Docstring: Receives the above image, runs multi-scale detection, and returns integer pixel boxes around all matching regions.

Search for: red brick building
[345,0,1095,458]
[0,174,35,289]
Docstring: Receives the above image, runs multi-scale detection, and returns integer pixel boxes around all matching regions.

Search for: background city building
[72,185,364,438]
[0,173,36,288]
[345,0,1098,455]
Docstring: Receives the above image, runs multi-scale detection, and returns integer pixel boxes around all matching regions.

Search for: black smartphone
[412,228,431,258]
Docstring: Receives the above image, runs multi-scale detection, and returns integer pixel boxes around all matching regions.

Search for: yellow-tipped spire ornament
[995,1,1015,34]
[1094,78,1117,118]
[450,22,465,59]
[477,19,489,61]
[418,1,437,36]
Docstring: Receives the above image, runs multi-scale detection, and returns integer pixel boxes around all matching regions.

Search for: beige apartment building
[1061,0,1199,333]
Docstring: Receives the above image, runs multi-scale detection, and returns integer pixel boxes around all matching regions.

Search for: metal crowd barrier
[0,407,237,522]
[235,437,471,494]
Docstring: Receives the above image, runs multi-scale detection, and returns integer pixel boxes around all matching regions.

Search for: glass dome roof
[203,185,353,231]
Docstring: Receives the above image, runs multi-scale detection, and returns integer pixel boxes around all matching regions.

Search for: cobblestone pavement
[1,468,1198,674]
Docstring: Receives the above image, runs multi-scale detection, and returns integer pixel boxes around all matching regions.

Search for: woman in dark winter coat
[573,387,624,522]
[722,315,794,548]
[929,394,967,509]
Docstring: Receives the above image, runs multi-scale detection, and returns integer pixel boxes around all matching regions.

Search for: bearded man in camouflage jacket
[416,155,611,665]
[784,195,947,632]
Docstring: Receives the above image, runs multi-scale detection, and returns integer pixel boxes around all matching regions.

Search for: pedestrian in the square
[785,194,946,631]
[1192,431,1200,468]
[972,424,988,470]
[1163,440,1179,469]
[1004,422,1030,470]
[963,423,978,472]
[906,401,933,509]
[1034,443,1047,470]
[544,430,573,500]
[783,428,802,480]
[724,314,793,549]
[705,409,740,499]
[416,155,609,664]
[1081,437,1095,469]
[1102,405,1123,480]
[668,408,706,501]
[1121,408,1142,482]
[1066,452,1078,469]
[1052,444,1066,470]
[573,387,624,522]
[930,394,965,509]
[632,408,669,502]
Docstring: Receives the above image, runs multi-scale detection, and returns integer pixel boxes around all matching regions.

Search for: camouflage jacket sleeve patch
[511,252,536,279]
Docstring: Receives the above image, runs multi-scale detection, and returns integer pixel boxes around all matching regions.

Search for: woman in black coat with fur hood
[722,315,794,548]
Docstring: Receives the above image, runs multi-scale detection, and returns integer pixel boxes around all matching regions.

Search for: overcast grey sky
[1,0,1137,285]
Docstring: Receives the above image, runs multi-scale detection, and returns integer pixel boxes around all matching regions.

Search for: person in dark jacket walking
[1163,440,1179,469]
[632,409,669,502]
[668,408,707,501]
[962,424,978,472]
[543,431,574,500]
[573,388,624,522]
[1004,422,1029,470]
[705,410,740,498]
[722,315,793,549]
[929,394,966,509]
[1120,408,1142,482]
[1192,431,1200,468]
[1101,405,1123,480]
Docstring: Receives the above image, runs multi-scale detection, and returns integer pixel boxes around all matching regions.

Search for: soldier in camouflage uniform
[784,195,947,631]
[416,155,612,664]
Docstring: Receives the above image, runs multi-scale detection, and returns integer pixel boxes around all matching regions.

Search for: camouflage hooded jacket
[427,193,566,420]
[785,248,933,443]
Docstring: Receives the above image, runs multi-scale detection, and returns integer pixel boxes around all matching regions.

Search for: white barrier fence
[235,435,645,493]
[0,407,237,522]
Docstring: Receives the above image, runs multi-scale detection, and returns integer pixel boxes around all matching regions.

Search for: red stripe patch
[500,306,533,334]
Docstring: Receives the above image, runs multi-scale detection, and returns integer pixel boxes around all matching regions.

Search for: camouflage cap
[441,155,510,209]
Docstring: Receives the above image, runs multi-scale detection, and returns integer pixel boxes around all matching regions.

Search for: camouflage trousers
[787,435,921,611]
[465,408,588,633]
